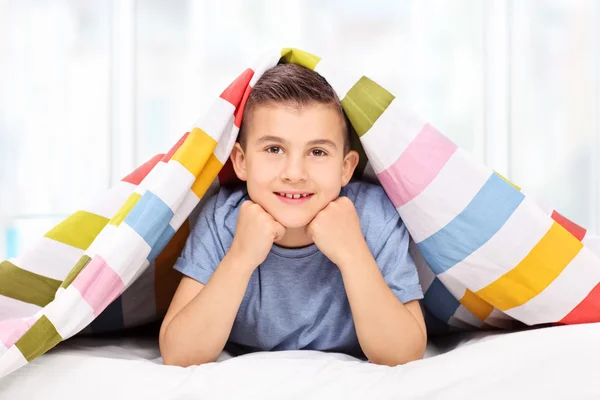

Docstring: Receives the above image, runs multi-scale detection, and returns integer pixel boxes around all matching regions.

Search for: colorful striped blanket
[2,48,600,377]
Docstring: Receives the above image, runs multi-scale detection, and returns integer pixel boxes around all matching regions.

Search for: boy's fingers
[272,222,286,241]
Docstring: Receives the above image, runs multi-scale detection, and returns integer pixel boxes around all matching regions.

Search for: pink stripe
[73,255,125,317]
[0,317,37,348]
[377,123,457,208]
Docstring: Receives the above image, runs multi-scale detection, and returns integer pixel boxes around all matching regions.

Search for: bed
[1,323,598,399]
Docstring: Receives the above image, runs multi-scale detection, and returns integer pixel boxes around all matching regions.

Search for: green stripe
[280,48,321,70]
[60,255,92,289]
[341,76,395,137]
[45,210,109,250]
[0,260,62,307]
[15,315,62,362]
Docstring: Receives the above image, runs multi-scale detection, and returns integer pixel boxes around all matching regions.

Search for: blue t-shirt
[173,181,423,359]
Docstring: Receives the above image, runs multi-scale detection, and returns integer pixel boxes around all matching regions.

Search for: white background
[1,0,598,258]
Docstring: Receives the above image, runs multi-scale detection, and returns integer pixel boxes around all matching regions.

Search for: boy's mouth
[274,192,314,204]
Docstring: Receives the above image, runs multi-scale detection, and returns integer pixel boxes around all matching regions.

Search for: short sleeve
[374,215,424,304]
[173,195,224,285]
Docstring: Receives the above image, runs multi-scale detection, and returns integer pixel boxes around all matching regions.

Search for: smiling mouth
[275,192,314,199]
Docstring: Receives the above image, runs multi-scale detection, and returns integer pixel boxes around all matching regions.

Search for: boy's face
[230,103,359,229]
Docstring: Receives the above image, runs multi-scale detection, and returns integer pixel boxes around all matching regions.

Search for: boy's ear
[341,150,359,186]
[230,142,248,182]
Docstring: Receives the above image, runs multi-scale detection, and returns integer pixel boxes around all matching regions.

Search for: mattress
[1,323,598,399]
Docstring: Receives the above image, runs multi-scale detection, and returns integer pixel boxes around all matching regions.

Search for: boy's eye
[310,149,327,157]
[266,146,283,154]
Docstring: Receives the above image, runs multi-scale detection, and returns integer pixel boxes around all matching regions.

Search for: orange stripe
[459,289,493,322]
[191,153,223,199]
[172,127,216,177]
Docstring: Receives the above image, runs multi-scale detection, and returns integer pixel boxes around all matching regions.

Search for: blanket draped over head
[2,48,599,377]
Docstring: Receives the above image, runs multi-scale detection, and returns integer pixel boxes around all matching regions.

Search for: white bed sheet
[1,323,599,400]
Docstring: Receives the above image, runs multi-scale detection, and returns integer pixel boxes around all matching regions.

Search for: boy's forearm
[339,250,427,366]
[161,253,253,367]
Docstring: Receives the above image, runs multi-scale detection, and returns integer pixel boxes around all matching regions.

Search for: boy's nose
[280,157,307,182]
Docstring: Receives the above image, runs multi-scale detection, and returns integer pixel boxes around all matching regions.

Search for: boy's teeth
[278,192,311,199]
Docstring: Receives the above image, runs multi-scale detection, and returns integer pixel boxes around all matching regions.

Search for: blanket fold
[1,47,600,377]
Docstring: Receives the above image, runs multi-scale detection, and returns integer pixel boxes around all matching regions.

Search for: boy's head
[230,63,359,230]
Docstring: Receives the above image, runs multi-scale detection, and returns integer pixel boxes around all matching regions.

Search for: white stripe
[438,272,467,300]
[214,122,239,165]
[249,51,282,87]
[134,161,166,197]
[0,295,41,321]
[0,341,7,358]
[440,196,554,292]
[17,237,83,281]
[359,98,426,174]
[452,305,485,328]
[192,96,236,144]
[122,262,156,328]
[314,57,364,101]
[0,345,28,379]
[582,235,600,258]
[399,149,492,243]
[148,160,195,211]
[505,247,600,324]
[85,224,119,259]
[448,316,475,330]
[44,286,95,340]
[170,189,201,232]
[103,223,151,286]
[83,180,136,219]
[484,308,516,329]
[410,240,435,292]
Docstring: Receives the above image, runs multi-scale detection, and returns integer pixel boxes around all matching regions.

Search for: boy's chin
[273,215,315,230]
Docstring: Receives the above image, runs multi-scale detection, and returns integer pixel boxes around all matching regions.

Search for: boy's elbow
[368,339,427,367]
[161,347,217,367]
[159,327,217,367]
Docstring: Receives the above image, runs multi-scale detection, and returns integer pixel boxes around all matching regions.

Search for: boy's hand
[229,200,286,270]
[306,197,368,267]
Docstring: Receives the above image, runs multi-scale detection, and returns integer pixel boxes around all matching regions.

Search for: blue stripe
[90,296,124,333]
[417,173,524,275]
[124,191,174,249]
[148,224,176,263]
[422,278,460,324]
[423,307,450,336]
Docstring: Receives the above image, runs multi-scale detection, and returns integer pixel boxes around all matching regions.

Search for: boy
[159,63,426,367]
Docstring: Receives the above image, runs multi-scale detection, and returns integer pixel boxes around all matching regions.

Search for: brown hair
[238,63,351,154]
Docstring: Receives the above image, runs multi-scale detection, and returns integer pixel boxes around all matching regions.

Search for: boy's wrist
[223,250,259,274]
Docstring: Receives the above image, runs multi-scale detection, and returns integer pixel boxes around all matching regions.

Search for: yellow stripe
[191,153,223,199]
[460,289,494,322]
[109,192,142,226]
[476,222,583,310]
[172,127,217,177]
[45,211,109,250]
[280,48,322,70]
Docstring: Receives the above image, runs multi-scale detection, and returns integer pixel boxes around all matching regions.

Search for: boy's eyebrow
[255,135,337,149]
[306,139,337,149]
[255,135,287,145]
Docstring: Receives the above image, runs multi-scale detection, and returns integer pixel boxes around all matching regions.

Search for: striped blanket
[2,48,600,377]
